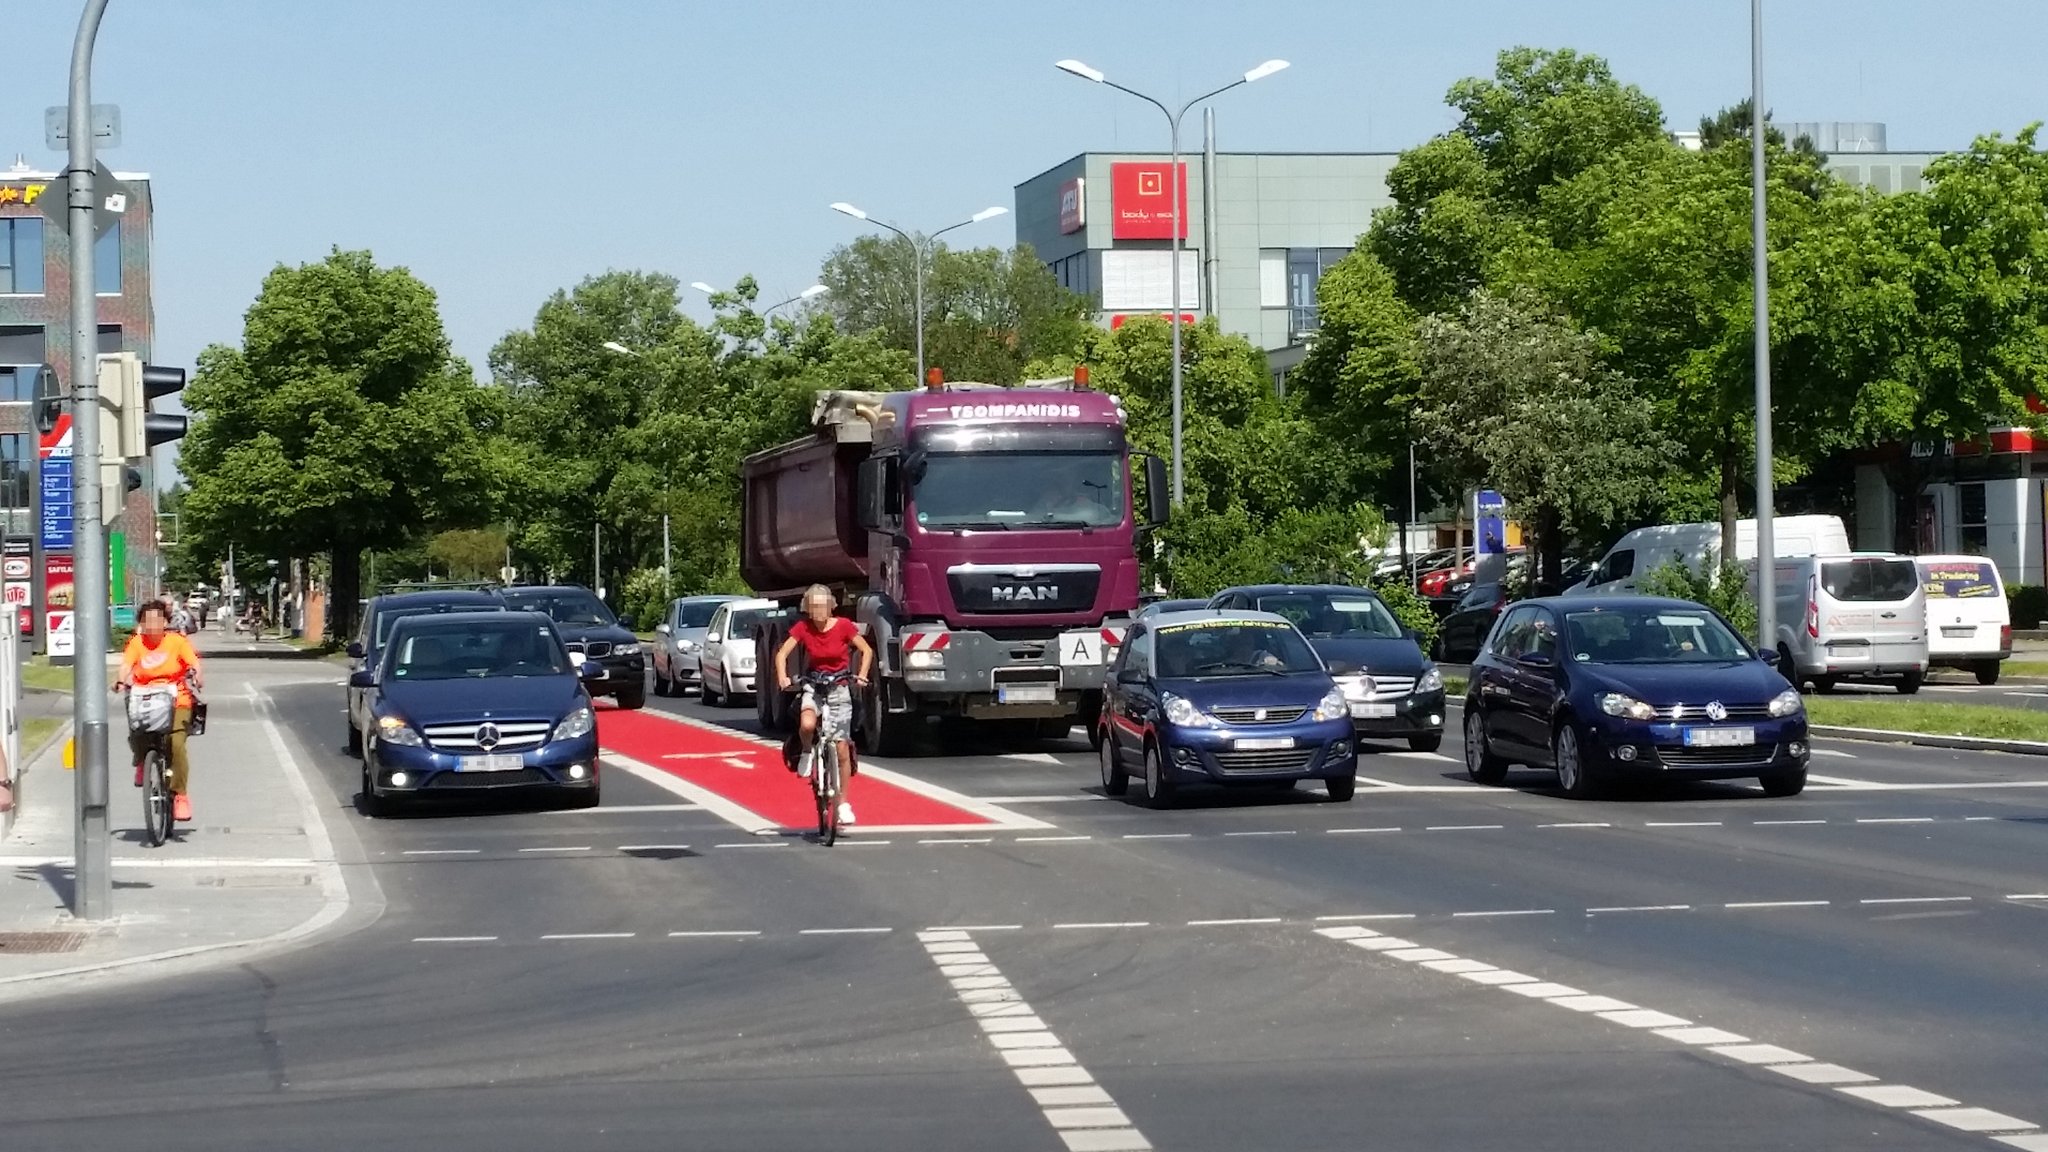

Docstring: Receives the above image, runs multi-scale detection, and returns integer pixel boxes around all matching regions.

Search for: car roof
[386,609,547,630]
[372,589,502,608]
[1524,595,1714,612]
[717,598,777,610]
[1219,584,1387,598]
[675,594,745,603]
[1144,608,1298,628]
[499,585,595,596]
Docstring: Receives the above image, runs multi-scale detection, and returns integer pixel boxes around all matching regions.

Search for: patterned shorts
[801,682,854,744]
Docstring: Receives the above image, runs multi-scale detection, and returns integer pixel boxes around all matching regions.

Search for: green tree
[426,527,508,581]
[179,249,504,639]
[1287,246,1423,512]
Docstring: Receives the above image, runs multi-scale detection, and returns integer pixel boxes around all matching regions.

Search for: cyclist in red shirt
[773,585,874,825]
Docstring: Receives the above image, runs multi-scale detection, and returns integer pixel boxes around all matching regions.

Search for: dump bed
[737,391,882,600]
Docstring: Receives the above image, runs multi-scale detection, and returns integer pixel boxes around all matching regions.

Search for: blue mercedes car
[1463,595,1810,799]
[1097,609,1358,807]
[352,610,606,815]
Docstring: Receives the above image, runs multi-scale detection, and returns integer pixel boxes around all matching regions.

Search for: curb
[1807,724,2048,757]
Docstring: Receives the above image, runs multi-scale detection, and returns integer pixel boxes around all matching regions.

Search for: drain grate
[0,932,87,954]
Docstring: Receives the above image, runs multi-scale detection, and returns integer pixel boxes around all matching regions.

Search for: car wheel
[1976,660,2002,686]
[360,762,391,818]
[1324,774,1356,802]
[1553,721,1601,800]
[1408,732,1443,754]
[702,670,724,707]
[345,721,362,758]
[616,684,647,710]
[653,665,673,697]
[1463,708,1509,785]
[1760,768,1807,797]
[1898,670,1924,696]
[1811,675,1839,695]
[1098,733,1130,796]
[1142,742,1175,809]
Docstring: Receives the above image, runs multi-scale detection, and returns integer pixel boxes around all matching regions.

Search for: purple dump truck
[742,371,1168,754]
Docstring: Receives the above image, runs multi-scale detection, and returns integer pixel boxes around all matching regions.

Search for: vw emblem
[475,722,502,750]
[1253,708,1268,721]
[1704,701,1728,722]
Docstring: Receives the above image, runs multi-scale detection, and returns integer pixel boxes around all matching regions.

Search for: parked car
[345,589,505,757]
[1207,584,1444,751]
[1462,595,1810,799]
[1768,554,1929,694]
[1098,609,1359,807]
[351,610,606,815]
[651,594,746,697]
[497,585,647,709]
[1916,555,2011,684]
[1136,598,1211,621]
[1434,580,1508,664]
[698,597,777,707]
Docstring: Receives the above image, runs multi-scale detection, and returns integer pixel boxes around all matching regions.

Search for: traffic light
[99,465,142,528]
[31,362,62,435]
[96,352,189,459]
[138,363,189,451]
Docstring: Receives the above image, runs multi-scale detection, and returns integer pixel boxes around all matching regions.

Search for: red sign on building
[1110,162,1187,240]
[1058,177,1085,234]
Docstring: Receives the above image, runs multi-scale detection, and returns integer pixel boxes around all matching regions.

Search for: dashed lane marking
[412,936,497,943]
[539,932,635,940]
[1726,900,1831,910]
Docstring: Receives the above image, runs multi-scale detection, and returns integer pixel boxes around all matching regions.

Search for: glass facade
[0,218,44,295]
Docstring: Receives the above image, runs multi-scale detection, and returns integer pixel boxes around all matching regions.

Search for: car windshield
[1564,607,1752,665]
[386,620,570,681]
[724,609,766,639]
[1254,592,1403,639]
[677,601,725,628]
[373,601,500,647]
[1919,561,2000,600]
[504,591,615,626]
[913,452,1125,530]
[1154,620,1323,678]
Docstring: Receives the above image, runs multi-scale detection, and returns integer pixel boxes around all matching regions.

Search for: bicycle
[787,670,855,846]
[121,673,205,848]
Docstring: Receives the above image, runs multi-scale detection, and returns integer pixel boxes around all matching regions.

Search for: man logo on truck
[992,584,1061,603]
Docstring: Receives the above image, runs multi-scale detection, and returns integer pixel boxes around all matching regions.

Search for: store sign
[1058,177,1085,234]
[45,554,74,659]
[0,183,50,208]
[1110,162,1186,240]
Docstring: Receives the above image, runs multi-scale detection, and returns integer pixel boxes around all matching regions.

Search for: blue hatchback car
[352,610,607,815]
[1097,610,1359,807]
[1463,596,1810,799]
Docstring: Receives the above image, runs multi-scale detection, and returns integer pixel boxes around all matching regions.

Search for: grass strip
[1806,697,2048,743]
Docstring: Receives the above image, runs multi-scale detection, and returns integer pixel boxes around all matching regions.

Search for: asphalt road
[4,662,2046,1151]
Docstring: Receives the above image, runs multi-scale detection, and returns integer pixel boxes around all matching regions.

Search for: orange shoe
[172,793,192,822]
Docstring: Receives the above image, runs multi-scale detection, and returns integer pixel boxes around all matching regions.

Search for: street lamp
[1055,56,1290,507]
[830,201,1007,384]
[1749,0,1777,652]
[691,281,831,318]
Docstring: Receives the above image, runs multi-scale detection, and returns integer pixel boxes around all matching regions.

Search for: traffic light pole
[67,0,112,921]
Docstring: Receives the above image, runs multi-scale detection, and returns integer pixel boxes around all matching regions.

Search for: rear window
[725,609,766,637]
[677,601,724,628]
[1821,559,1920,603]
[1920,561,2001,600]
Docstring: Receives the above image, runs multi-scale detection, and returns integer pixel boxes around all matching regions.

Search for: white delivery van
[1915,555,2011,684]
[1772,553,1929,694]
[1568,515,1849,596]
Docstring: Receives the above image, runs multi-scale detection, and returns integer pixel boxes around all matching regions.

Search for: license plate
[997,683,1058,704]
[1942,626,1974,637]
[1234,736,1294,751]
[1682,727,1755,748]
[1058,630,1109,666]
[456,753,526,772]
[1350,703,1395,719]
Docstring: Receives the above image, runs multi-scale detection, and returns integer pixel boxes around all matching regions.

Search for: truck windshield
[913,452,1124,530]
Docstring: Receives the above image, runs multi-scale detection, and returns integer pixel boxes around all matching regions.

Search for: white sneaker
[836,802,856,825]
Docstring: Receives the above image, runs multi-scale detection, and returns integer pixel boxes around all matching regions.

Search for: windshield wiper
[1195,661,1289,677]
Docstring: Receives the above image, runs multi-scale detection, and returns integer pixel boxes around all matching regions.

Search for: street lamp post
[829,203,1007,384]
[1056,57,1289,508]
[692,281,830,321]
[1750,0,1777,651]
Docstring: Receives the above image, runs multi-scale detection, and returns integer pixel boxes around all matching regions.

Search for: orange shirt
[123,633,200,707]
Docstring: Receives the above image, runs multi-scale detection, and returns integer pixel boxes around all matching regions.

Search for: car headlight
[736,654,756,672]
[1163,693,1217,728]
[1768,688,1804,718]
[375,715,424,747]
[1416,666,1444,694]
[554,705,595,741]
[614,642,641,656]
[1598,692,1658,721]
[1312,687,1350,723]
[680,639,700,653]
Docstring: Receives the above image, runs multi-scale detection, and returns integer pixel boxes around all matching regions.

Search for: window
[1517,609,1560,662]
[1820,558,1921,603]
[1153,620,1322,678]
[1563,606,1750,664]
[1099,249,1199,312]
[0,434,29,517]
[676,600,725,629]
[1126,628,1153,678]
[1252,590,1403,639]
[1258,250,1287,308]
[1595,548,1636,585]
[1489,606,1536,658]
[1958,482,1988,553]
[1919,560,2000,600]
[388,619,569,681]
[95,221,121,294]
[0,218,44,295]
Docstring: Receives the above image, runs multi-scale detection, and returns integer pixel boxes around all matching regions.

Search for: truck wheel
[754,680,775,731]
[1034,719,1072,742]
[861,686,917,758]
[1976,661,2001,686]
[1897,671,1924,696]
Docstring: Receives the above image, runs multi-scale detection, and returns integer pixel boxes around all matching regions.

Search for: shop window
[1958,482,1988,553]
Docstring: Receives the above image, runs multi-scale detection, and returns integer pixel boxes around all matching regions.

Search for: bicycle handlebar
[786,669,855,694]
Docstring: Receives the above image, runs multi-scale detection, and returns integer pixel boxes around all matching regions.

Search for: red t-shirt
[793,616,858,674]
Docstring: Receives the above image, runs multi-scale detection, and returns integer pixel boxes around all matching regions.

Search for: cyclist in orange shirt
[117,601,204,821]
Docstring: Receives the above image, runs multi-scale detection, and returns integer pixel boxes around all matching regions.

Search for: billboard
[45,554,74,659]
[1110,162,1187,240]
[1058,177,1085,234]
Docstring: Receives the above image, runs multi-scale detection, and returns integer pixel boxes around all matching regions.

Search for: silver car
[652,595,745,697]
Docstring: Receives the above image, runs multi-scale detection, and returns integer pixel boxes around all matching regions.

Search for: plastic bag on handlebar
[126,685,177,734]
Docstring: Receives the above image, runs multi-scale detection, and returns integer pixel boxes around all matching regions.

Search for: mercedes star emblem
[1704,701,1727,722]
[476,722,502,750]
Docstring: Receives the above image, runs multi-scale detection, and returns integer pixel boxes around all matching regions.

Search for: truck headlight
[554,706,595,741]
[1768,688,1804,718]
[1163,693,1217,728]
[1312,687,1349,723]
[906,649,945,669]
[375,715,424,747]
[1598,693,1658,721]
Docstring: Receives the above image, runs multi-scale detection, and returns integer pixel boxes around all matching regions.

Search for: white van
[1771,554,1929,694]
[1568,515,1849,596]
[1915,555,2011,684]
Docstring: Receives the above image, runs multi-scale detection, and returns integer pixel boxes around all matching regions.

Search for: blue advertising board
[39,457,72,551]
[1475,490,1506,555]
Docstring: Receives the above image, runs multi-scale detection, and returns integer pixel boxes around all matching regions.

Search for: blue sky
[6,0,2045,378]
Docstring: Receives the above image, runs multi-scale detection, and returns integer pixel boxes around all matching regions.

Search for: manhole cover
[0,932,86,954]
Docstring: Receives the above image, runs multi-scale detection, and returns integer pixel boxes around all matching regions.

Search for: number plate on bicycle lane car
[456,754,526,772]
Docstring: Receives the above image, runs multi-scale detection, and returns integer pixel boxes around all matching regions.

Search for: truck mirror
[1143,454,1169,526]
[857,458,888,530]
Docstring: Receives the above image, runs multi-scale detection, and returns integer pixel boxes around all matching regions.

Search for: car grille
[1211,749,1321,775]
[424,768,550,788]
[1210,706,1307,725]
[1334,674,1416,700]
[421,721,554,752]
[1656,744,1779,767]
[564,640,614,659]
[1661,702,1772,721]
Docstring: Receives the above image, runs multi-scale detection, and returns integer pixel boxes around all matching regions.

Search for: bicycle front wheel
[820,744,840,847]
[142,747,172,848]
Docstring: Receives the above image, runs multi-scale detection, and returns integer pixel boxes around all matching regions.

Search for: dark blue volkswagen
[1097,610,1358,807]
[351,610,607,815]
[1463,596,1810,799]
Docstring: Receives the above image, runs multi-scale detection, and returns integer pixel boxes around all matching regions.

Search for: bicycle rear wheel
[820,744,840,847]
[142,747,172,848]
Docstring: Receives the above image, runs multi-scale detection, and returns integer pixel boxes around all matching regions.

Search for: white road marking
[668,930,760,938]
[545,802,704,814]
[1858,817,1934,824]
[998,753,1065,765]
[1452,909,1553,918]
[1861,897,1971,905]
[715,841,786,849]
[1725,900,1830,910]
[1810,748,1858,758]
[540,932,635,940]
[973,795,1110,803]
[412,936,497,943]
[1540,822,1611,829]
[1913,1108,2038,1134]
[1840,1085,1958,1108]
[517,845,592,853]
[1646,821,1722,828]
[609,751,778,833]
[916,930,1152,1152]
[1654,1027,1749,1046]
[1123,833,1190,840]
[1054,921,1149,930]
[1425,824,1504,831]
[920,838,994,845]
[1548,995,1639,1013]
[1222,830,1296,838]
[838,839,894,846]
[1588,905,1691,914]
[2007,894,2048,901]
[1754,819,1827,826]
[1017,835,1093,843]
[933,924,1024,932]
[1772,1064,1877,1085]
[799,927,892,935]
[1386,750,1456,762]
[1186,918,1283,927]
[403,849,481,856]
[616,844,693,852]
[1599,1009,1693,1029]
[1327,827,1402,834]
[1807,773,2048,791]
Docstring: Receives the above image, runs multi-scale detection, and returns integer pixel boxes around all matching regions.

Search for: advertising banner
[1475,491,1508,555]
[45,554,74,659]
[38,413,73,552]
[1109,162,1187,240]
[1058,177,1085,234]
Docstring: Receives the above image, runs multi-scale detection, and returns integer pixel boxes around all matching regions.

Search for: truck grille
[948,567,1100,615]
[1211,749,1320,774]
[1210,706,1306,725]
[421,721,553,752]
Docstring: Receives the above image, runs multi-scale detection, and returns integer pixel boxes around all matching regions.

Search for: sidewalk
[0,651,351,997]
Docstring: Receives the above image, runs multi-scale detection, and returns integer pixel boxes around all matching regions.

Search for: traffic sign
[36,159,130,238]
[44,104,120,151]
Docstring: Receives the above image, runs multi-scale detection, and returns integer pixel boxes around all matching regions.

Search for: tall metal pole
[662,512,671,601]
[1201,108,1219,323]
[1407,440,1418,574]
[1751,0,1777,651]
[593,523,601,599]
[1168,111,1185,508]
[67,0,112,922]
[912,236,926,383]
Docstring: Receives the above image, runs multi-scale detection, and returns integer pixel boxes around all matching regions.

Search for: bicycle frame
[794,673,853,844]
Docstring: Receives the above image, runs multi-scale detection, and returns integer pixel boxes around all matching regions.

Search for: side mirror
[1760,648,1782,668]
[1520,650,1555,669]
[857,457,890,530]
[1402,627,1421,644]
[1117,667,1146,685]
[346,641,365,660]
[706,632,722,643]
[1143,454,1170,526]
[654,622,671,635]
[348,669,376,689]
